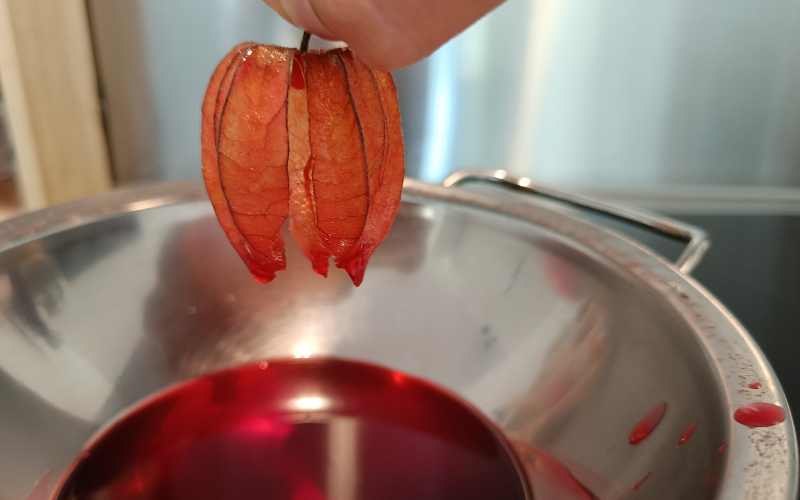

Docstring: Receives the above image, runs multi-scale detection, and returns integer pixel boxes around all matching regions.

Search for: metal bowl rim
[0,178,795,499]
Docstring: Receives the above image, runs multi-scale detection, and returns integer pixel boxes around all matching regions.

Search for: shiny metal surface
[0,180,796,499]
[443,168,711,274]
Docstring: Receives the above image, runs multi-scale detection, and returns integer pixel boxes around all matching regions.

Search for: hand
[263,0,506,71]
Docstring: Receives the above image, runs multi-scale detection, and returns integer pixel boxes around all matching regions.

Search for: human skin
[263,0,506,71]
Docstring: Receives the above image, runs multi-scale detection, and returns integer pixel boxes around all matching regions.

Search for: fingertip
[307,0,434,71]
[350,54,401,73]
[263,0,296,26]
[281,0,338,40]
[346,42,431,72]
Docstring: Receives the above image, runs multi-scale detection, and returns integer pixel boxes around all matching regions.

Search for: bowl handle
[442,168,710,275]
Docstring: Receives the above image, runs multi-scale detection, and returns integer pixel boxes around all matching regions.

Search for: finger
[310,0,506,71]
[262,0,296,26]
[280,0,337,40]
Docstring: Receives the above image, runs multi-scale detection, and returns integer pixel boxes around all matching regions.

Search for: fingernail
[280,0,337,40]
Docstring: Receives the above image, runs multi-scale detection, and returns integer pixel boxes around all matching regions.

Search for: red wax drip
[734,402,786,427]
[630,471,651,491]
[748,382,761,389]
[290,53,305,90]
[629,402,667,445]
[717,444,727,455]
[511,440,598,500]
[677,421,697,446]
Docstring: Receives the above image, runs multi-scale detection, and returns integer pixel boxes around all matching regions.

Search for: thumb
[263,0,337,40]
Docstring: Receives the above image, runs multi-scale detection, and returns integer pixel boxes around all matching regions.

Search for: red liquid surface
[733,402,786,427]
[629,402,667,445]
[55,358,534,500]
[677,421,696,446]
[748,382,761,390]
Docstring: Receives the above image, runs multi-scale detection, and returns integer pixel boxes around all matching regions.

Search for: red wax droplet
[302,157,313,191]
[309,249,330,277]
[734,402,786,427]
[718,444,727,455]
[291,53,305,90]
[629,402,667,445]
[677,421,697,446]
[630,471,651,491]
[748,382,761,389]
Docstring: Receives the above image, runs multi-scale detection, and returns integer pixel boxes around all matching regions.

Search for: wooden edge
[0,0,112,209]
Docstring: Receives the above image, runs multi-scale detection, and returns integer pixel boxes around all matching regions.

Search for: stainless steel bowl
[0,172,795,499]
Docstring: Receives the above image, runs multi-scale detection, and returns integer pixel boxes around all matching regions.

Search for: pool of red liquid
[56,358,592,500]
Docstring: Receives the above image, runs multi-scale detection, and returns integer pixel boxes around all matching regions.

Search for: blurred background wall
[84,0,800,190]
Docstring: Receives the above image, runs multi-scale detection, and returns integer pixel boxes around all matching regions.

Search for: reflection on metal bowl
[0,177,794,500]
